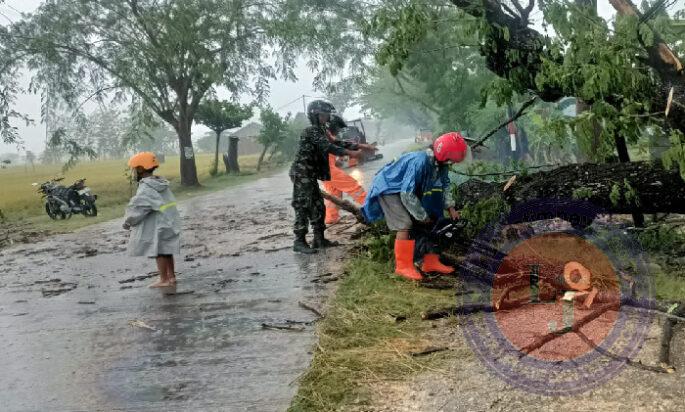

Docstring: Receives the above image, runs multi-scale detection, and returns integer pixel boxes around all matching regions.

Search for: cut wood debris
[128,320,157,331]
[261,323,306,332]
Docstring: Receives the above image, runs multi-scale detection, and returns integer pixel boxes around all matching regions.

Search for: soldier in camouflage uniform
[290,100,368,254]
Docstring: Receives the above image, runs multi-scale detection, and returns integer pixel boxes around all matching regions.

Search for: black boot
[312,231,340,249]
[294,235,317,254]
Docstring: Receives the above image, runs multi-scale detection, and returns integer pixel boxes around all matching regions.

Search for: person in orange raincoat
[323,115,373,224]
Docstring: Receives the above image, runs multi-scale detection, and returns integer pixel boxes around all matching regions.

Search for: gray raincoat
[124,176,181,257]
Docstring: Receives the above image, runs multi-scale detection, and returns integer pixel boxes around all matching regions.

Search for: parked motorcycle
[33,177,98,220]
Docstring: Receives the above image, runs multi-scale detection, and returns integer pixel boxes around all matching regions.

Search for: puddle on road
[0,244,346,411]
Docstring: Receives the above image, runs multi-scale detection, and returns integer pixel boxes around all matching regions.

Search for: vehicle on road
[339,119,384,166]
[416,128,433,143]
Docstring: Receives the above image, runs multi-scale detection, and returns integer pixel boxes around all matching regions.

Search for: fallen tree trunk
[456,161,685,216]
[325,161,685,225]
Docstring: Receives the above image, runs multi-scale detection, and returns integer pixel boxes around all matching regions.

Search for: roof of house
[230,122,262,139]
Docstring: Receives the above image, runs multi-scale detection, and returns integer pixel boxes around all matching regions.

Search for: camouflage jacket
[289,125,358,181]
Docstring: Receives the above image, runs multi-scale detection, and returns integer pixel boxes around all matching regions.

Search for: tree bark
[256,144,269,172]
[175,115,200,186]
[455,161,685,218]
[614,135,645,226]
[212,130,221,175]
[226,136,240,174]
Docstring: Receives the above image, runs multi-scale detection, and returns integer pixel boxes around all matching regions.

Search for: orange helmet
[128,152,159,170]
[433,132,468,163]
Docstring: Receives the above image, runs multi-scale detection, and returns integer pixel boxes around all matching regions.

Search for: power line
[275,94,328,112]
[275,96,303,111]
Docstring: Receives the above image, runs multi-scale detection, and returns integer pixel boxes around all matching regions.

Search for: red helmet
[433,132,468,163]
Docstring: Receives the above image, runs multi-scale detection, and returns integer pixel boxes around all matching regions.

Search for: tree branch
[471,97,537,148]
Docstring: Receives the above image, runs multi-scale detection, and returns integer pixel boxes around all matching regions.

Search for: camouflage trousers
[291,177,325,236]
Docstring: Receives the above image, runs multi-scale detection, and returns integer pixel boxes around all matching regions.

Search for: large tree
[195,99,253,175]
[1,0,304,186]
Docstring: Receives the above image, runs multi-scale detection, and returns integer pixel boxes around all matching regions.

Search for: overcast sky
[0,0,675,155]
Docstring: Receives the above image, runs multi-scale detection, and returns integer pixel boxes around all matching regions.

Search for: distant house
[229,122,263,156]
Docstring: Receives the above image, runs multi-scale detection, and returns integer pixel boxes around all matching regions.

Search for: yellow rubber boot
[421,253,454,275]
[394,239,423,281]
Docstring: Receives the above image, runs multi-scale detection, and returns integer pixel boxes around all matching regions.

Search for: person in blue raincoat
[362,132,468,281]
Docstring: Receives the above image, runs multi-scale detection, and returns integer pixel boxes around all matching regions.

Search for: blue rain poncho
[362,149,454,224]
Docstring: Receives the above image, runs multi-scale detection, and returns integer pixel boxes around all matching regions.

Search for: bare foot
[149,280,173,288]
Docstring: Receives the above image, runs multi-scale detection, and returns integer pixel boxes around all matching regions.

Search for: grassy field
[0,153,279,233]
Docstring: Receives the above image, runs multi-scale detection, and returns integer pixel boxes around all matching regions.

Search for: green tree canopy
[195,99,253,175]
[195,100,254,135]
[256,106,289,171]
[0,0,312,185]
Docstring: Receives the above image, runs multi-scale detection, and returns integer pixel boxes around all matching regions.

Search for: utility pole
[44,87,50,148]
[302,95,307,114]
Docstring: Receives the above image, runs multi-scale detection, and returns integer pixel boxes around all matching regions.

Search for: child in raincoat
[123,152,181,288]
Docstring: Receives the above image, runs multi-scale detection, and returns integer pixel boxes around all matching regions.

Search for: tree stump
[225,136,240,174]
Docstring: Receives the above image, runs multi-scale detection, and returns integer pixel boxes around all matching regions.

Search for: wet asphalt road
[0,139,411,411]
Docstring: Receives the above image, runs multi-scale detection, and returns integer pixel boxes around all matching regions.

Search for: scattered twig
[261,323,305,332]
[410,346,449,357]
[419,276,459,290]
[519,302,619,357]
[390,313,407,323]
[421,303,494,320]
[576,330,674,374]
[118,272,159,284]
[77,301,95,305]
[320,192,365,222]
[41,282,78,297]
[623,304,685,323]
[298,301,324,318]
[164,290,194,296]
[128,320,157,331]
[658,303,685,366]
[311,273,342,284]
[34,279,61,284]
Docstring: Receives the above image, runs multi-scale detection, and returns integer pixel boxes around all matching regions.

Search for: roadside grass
[652,262,685,302]
[0,153,281,233]
[289,255,458,411]
[290,231,685,411]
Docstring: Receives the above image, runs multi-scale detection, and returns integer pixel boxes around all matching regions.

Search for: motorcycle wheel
[84,203,98,217]
[45,202,59,220]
